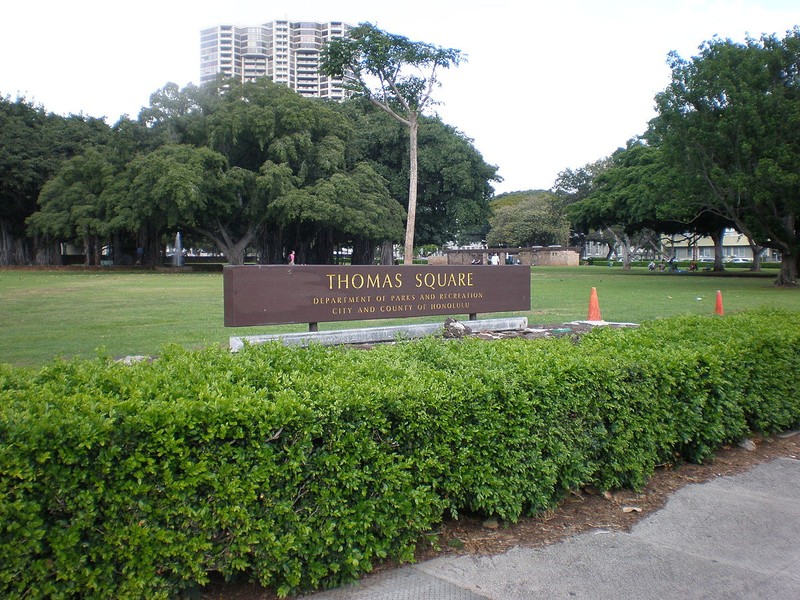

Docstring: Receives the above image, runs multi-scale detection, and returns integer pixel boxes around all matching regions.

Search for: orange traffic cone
[715,290,724,316]
[588,287,602,321]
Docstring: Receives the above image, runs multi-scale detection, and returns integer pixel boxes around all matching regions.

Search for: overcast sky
[2,0,796,193]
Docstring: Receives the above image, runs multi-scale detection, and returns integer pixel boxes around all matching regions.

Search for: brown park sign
[224,265,531,327]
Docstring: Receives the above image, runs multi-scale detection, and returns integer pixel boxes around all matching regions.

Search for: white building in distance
[200,21,351,99]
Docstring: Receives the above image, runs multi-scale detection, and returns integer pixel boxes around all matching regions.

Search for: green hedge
[1,309,799,598]
[586,258,781,270]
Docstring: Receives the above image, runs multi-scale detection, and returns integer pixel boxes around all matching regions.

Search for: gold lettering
[379,304,414,313]
[438,292,483,300]
[414,271,475,290]
[330,270,472,291]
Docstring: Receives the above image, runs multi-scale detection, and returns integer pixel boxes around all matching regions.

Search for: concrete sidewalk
[300,457,800,599]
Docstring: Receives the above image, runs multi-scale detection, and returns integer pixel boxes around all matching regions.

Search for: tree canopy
[7,69,496,267]
[654,27,800,285]
[0,97,111,264]
[487,190,569,248]
[560,28,800,284]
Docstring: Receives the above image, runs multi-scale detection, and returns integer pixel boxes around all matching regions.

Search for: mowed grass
[1,266,798,368]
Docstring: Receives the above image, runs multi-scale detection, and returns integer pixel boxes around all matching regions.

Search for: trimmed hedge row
[586,258,781,270]
[1,309,799,598]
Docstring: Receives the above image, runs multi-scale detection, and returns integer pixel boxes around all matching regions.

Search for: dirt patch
[201,432,799,600]
[416,431,799,559]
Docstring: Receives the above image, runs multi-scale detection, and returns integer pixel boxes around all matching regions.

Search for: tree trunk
[403,112,419,265]
[146,225,161,268]
[312,228,335,265]
[775,253,798,287]
[0,220,11,266]
[0,220,31,265]
[710,228,725,271]
[29,232,58,265]
[620,234,633,271]
[83,233,92,266]
[200,225,255,266]
[351,238,376,265]
[257,227,283,264]
[380,240,394,265]
[747,239,764,271]
[93,235,101,266]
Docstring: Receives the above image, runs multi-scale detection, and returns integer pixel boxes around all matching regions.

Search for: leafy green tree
[104,144,232,264]
[487,190,569,248]
[204,79,344,174]
[322,23,464,264]
[138,82,209,147]
[552,157,613,209]
[120,79,406,265]
[416,121,497,246]
[552,158,615,257]
[27,148,116,265]
[568,143,671,269]
[654,28,800,286]
[566,139,745,269]
[140,79,399,264]
[0,98,48,264]
[25,117,158,266]
[0,97,111,264]
[111,115,165,162]
[267,163,404,264]
[210,161,295,265]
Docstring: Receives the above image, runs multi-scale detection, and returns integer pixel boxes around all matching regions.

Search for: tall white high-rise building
[200,21,351,100]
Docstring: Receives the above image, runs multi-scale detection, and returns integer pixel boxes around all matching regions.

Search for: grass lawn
[1,266,798,368]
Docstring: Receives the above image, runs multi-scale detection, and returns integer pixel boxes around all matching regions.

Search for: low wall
[230,316,529,350]
[444,247,580,267]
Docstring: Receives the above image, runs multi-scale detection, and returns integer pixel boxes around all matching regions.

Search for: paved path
[300,457,800,599]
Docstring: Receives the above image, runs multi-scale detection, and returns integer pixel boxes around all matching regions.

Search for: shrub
[1,309,798,597]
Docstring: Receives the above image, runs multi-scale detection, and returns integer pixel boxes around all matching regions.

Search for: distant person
[490,253,500,265]
[289,251,295,265]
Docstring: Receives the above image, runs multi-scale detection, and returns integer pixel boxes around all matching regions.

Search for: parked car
[727,257,752,263]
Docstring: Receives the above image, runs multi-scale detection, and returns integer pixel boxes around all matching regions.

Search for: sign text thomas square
[224,265,531,328]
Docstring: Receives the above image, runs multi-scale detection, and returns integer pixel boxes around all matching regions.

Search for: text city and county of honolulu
[312,291,485,316]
